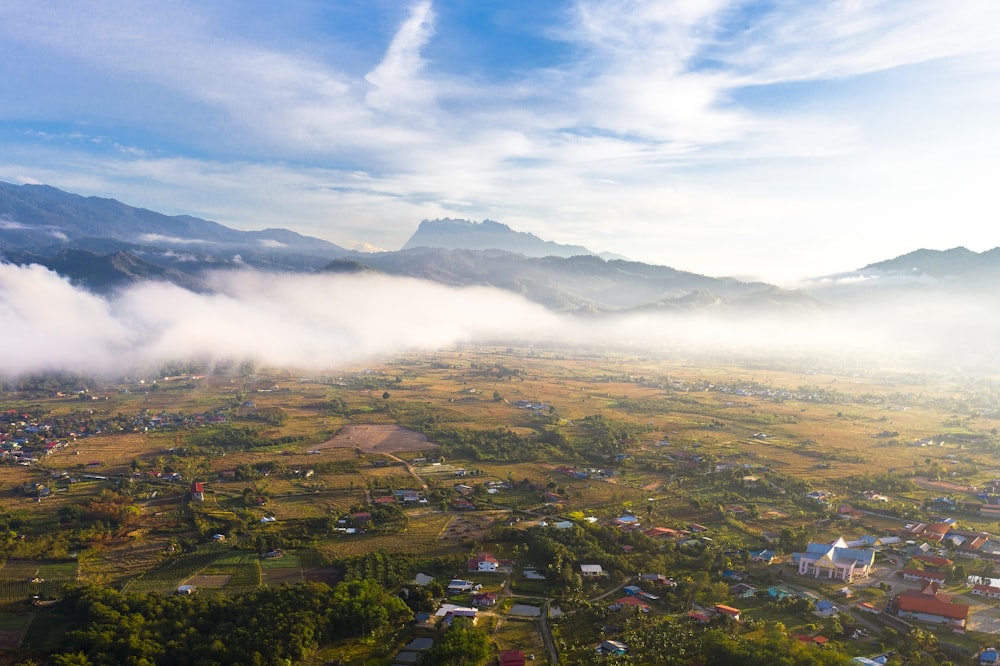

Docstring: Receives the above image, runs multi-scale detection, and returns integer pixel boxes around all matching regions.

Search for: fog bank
[2,262,998,377]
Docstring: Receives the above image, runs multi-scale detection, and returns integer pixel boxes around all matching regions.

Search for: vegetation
[3,347,1000,664]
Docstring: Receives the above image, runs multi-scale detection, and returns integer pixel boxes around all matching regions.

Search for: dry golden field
[5,344,1000,579]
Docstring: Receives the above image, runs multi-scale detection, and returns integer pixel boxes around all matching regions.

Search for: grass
[494,616,545,658]
[316,511,457,559]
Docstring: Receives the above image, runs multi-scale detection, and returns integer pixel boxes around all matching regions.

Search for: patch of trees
[467,362,523,380]
[192,425,301,451]
[576,414,653,459]
[51,579,412,665]
[420,617,491,665]
[240,407,287,426]
[4,371,96,394]
[339,550,463,589]
[566,617,853,665]
[431,427,549,461]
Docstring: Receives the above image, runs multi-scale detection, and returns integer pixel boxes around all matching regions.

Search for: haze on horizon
[3,262,999,379]
[1,1,999,284]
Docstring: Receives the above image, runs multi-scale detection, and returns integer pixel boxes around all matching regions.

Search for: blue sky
[1,0,998,284]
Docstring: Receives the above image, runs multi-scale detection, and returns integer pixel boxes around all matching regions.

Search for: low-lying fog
[2,261,999,378]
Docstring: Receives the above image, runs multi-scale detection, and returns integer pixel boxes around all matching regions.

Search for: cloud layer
[4,262,1000,378]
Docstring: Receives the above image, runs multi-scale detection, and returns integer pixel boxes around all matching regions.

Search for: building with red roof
[499,650,526,666]
[896,583,970,631]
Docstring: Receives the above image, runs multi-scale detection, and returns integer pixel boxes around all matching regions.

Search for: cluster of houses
[784,533,980,632]
[552,465,615,481]
[0,405,234,468]
[903,521,1000,560]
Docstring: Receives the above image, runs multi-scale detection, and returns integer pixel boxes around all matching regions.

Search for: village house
[912,554,953,569]
[749,549,777,564]
[468,552,499,572]
[814,600,839,618]
[900,569,947,585]
[446,579,475,594]
[972,584,1000,599]
[640,573,677,587]
[580,564,606,577]
[189,482,204,502]
[614,596,650,612]
[499,650,527,666]
[643,526,687,540]
[471,592,497,607]
[714,604,741,621]
[597,640,628,656]
[730,583,757,599]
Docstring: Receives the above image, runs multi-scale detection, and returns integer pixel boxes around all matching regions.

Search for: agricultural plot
[122,548,225,595]
[0,560,77,600]
[317,511,456,559]
[494,616,546,660]
[0,612,34,649]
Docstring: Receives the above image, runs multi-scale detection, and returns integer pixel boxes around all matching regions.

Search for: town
[2,347,1000,664]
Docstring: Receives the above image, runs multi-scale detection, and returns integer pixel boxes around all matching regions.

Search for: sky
[1,0,999,284]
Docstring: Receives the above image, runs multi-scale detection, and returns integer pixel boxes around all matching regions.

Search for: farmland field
[6,345,1000,663]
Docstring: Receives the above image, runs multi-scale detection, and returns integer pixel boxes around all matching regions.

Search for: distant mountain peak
[402,217,615,259]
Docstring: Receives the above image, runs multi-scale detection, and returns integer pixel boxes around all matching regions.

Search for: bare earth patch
[315,425,439,454]
[909,476,977,494]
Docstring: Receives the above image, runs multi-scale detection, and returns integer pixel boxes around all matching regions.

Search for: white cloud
[2,1,1000,283]
[3,262,1000,377]
[140,234,216,246]
[365,1,436,112]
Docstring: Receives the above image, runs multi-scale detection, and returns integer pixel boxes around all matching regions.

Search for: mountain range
[1,180,996,314]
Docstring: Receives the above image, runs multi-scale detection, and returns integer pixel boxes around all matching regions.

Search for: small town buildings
[912,554,953,569]
[793,537,875,582]
[730,583,757,599]
[895,582,970,632]
[972,584,1000,599]
[900,569,947,585]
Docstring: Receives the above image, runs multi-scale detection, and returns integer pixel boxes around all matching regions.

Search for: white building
[793,537,875,582]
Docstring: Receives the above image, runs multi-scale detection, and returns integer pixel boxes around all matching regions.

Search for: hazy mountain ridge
[0,181,349,257]
[4,180,996,316]
[403,218,626,259]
